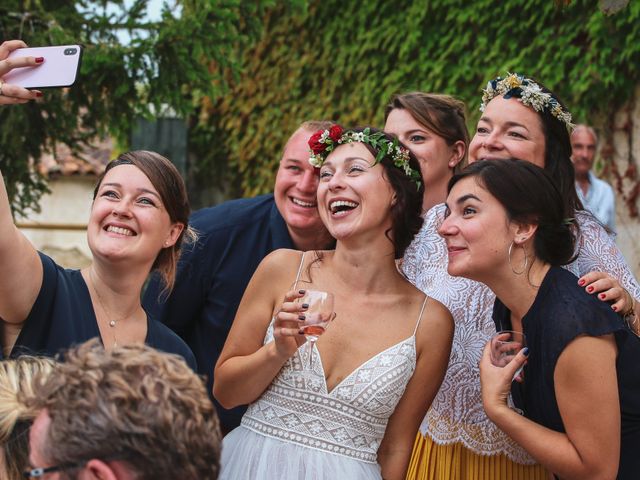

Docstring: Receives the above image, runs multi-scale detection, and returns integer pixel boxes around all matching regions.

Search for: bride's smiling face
[317,142,395,241]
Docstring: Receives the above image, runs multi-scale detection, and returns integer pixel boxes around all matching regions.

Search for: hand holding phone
[3,44,82,89]
[0,40,46,104]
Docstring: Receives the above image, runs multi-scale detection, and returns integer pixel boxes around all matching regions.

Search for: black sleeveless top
[3,252,196,370]
[493,267,640,479]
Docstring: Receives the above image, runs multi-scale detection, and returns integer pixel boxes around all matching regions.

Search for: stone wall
[604,85,640,280]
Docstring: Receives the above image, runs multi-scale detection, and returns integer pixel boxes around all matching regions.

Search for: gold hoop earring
[508,241,528,275]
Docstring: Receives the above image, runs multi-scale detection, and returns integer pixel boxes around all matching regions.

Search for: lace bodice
[241,321,418,463]
[402,206,640,463]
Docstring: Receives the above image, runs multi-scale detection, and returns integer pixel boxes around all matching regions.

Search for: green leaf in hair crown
[307,125,422,188]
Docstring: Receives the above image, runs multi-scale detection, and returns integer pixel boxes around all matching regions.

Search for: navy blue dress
[493,266,640,479]
[3,252,196,371]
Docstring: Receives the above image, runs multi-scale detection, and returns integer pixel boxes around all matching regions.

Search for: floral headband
[480,73,574,130]
[308,125,422,188]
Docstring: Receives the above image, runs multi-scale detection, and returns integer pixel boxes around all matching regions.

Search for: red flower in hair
[309,131,326,154]
[329,125,343,142]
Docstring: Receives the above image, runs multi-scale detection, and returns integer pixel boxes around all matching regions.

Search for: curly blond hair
[0,357,55,480]
[30,340,221,479]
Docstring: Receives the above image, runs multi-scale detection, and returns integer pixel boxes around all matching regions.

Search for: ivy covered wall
[189,0,640,207]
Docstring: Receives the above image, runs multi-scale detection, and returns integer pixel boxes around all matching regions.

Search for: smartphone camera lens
[64,48,77,55]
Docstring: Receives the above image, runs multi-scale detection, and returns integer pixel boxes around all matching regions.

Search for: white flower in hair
[306,125,422,188]
[480,73,574,130]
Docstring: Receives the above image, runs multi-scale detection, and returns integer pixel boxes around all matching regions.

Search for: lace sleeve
[569,211,640,299]
[402,204,447,291]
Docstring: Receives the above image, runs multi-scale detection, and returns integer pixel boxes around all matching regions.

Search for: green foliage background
[193,0,640,201]
[0,0,279,216]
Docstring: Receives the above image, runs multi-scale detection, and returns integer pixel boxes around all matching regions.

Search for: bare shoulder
[402,279,452,325]
[258,248,305,276]
[415,295,454,348]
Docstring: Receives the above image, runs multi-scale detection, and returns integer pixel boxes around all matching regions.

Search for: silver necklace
[89,270,133,347]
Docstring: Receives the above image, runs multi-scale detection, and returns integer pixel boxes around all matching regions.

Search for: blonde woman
[0,357,55,479]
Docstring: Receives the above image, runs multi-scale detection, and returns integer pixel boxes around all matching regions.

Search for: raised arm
[480,336,620,480]
[213,249,306,408]
[378,298,454,480]
[0,169,43,325]
[0,40,46,327]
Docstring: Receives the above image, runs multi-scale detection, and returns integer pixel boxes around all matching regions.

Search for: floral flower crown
[308,125,422,188]
[480,73,574,130]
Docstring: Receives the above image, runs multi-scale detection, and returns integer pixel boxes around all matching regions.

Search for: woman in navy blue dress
[439,159,640,479]
[0,150,195,369]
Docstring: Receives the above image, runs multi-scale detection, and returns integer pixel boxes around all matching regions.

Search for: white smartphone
[3,45,83,89]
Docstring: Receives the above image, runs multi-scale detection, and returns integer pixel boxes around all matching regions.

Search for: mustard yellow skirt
[406,432,548,480]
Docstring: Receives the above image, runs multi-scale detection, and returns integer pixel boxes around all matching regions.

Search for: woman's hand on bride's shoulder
[272,289,306,359]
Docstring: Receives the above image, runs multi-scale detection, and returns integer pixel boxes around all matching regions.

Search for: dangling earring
[508,241,528,275]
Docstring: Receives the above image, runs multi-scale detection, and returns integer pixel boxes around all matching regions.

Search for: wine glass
[490,330,526,380]
[297,290,335,369]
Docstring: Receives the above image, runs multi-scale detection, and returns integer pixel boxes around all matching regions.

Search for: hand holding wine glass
[297,290,335,368]
[272,289,309,359]
[490,330,527,381]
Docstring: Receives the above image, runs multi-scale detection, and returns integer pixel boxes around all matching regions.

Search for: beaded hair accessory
[480,73,574,130]
[308,125,422,187]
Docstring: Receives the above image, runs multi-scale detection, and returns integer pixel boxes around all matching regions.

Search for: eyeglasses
[23,462,83,478]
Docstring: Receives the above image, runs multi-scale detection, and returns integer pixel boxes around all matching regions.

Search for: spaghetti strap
[412,295,429,336]
[292,251,306,290]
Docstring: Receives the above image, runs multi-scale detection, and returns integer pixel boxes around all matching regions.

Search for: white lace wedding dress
[401,205,640,464]
[220,304,426,479]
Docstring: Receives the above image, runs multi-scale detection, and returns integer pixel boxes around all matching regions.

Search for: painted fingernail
[298,315,306,320]
[612,305,618,312]
[599,293,606,300]
[578,279,585,286]
[587,286,594,293]
[35,57,44,63]
[522,347,529,356]
[301,303,309,309]
[35,91,43,97]
[298,329,304,335]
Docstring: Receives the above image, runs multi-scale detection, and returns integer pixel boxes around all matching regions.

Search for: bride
[214,126,454,479]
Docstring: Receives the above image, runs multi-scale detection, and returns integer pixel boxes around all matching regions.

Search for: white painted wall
[17,176,95,269]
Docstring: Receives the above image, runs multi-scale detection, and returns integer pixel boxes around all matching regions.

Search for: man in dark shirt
[143,121,334,434]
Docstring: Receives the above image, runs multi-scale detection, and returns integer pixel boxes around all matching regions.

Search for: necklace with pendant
[89,270,134,347]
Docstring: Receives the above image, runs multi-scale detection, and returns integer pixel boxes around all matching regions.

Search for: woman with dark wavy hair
[440,159,640,479]
[215,126,454,479]
[402,74,640,480]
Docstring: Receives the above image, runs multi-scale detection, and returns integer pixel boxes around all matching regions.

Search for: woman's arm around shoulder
[378,296,454,480]
[213,248,307,408]
[0,170,42,325]
[575,211,640,331]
